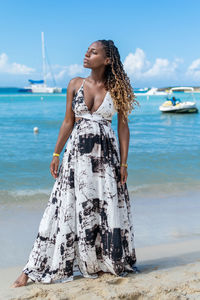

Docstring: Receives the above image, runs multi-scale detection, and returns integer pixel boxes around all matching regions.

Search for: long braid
[97,39,139,123]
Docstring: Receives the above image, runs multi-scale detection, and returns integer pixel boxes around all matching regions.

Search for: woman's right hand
[50,157,60,179]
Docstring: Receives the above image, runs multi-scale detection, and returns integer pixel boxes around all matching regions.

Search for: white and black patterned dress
[22,79,137,284]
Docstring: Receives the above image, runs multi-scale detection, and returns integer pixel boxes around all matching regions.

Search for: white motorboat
[134,87,168,96]
[159,87,198,113]
[159,101,198,113]
[20,32,62,93]
[146,87,168,95]
[134,87,149,94]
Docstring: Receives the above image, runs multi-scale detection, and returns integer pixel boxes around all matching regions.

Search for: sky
[0,0,200,88]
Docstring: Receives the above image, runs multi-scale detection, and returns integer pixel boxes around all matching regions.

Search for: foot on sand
[83,273,99,279]
[11,272,28,288]
[131,266,141,273]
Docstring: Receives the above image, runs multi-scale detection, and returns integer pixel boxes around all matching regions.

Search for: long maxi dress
[22,79,137,284]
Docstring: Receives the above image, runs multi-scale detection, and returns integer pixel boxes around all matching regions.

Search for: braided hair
[97,39,139,123]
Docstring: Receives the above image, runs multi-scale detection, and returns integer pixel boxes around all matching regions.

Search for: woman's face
[83,41,109,69]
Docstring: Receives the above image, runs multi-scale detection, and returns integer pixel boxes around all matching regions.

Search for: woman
[12,39,138,287]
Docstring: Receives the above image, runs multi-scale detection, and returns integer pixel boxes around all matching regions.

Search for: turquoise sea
[1,90,200,197]
[0,89,200,267]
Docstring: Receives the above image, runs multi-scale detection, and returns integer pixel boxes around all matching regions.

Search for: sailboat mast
[41,32,46,85]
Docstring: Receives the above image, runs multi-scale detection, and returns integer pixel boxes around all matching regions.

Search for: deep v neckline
[81,79,108,115]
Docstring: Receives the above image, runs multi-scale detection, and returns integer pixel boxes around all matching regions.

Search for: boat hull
[159,101,198,113]
[19,85,62,93]
[160,108,198,113]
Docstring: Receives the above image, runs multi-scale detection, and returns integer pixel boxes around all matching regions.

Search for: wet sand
[1,238,200,300]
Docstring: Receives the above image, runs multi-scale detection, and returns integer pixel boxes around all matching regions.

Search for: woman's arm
[117,110,130,184]
[50,78,78,179]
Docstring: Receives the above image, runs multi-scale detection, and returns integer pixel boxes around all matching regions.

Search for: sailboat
[19,32,62,93]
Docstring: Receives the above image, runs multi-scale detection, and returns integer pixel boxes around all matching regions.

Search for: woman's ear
[105,57,111,65]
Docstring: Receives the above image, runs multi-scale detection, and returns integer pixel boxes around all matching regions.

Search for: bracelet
[120,163,128,168]
[53,152,60,157]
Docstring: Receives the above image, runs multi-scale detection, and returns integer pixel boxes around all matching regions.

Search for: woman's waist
[74,115,112,127]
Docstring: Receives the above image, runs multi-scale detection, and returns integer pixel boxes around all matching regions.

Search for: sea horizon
[1,85,200,94]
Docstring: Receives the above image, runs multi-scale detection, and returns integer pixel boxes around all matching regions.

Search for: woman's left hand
[120,166,128,185]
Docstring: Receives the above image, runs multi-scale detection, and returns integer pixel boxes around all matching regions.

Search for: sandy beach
[1,238,200,300]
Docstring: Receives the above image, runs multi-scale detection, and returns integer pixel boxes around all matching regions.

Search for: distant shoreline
[0,86,200,93]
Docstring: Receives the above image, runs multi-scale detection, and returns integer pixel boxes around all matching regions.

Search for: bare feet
[11,272,28,288]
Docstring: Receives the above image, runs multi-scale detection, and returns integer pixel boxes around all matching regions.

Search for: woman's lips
[84,59,89,63]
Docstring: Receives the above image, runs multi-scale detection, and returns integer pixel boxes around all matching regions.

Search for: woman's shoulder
[66,77,85,96]
[67,77,85,89]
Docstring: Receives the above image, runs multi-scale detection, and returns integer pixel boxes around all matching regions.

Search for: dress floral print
[22,79,137,284]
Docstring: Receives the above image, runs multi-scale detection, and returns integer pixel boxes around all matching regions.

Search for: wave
[0,189,51,206]
[1,180,200,206]
[128,180,200,199]
[171,230,200,239]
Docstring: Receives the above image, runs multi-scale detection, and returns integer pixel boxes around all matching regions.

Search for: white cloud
[123,48,183,81]
[3,49,199,87]
[186,58,200,80]
[143,58,170,77]
[143,57,182,78]
[45,63,85,81]
[54,69,67,80]
[67,64,84,76]
[0,53,35,74]
[123,48,150,79]
[45,70,66,81]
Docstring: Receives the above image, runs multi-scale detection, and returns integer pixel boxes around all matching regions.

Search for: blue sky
[0,0,200,88]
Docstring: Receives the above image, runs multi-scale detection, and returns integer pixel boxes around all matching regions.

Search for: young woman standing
[12,39,138,287]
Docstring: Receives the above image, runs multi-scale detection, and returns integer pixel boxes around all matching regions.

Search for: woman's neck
[88,68,106,84]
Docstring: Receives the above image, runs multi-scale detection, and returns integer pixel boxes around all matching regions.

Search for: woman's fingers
[120,167,128,184]
[50,161,58,179]
[54,165,58,175]
[50,164,55,178]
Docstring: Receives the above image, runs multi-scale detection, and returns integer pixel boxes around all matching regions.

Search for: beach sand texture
[1,239,200,300]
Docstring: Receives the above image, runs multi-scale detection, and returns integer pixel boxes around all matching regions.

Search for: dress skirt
[22,117,136,283]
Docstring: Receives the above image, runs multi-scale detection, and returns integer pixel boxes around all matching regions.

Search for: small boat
[159,100,198,113]
[146,87,168,96]
[21,79,62,94]
[159,87,198,113]
[19,32,62,94]
[134,87,168,96]
[134,87,149,94]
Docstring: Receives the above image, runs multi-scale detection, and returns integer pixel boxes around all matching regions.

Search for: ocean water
[1,91,199,200]
[0,90,200,266]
